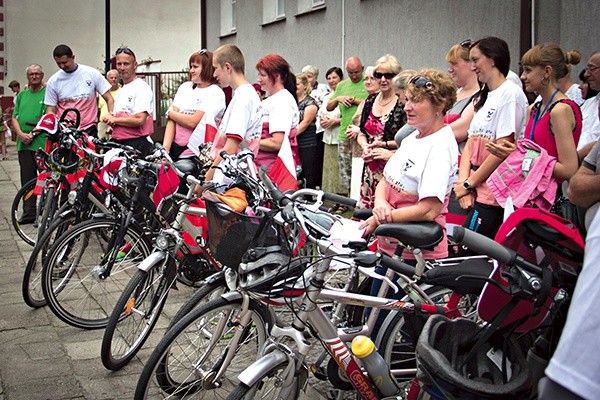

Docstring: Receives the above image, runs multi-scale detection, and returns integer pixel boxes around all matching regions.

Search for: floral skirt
[359,162,384,209]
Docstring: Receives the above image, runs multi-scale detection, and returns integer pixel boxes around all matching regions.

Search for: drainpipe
[105,0,110,73]
[341,0,345,67]
[200,0,207,49]
[519,0,533,63]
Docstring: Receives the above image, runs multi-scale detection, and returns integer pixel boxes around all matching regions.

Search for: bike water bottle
[351,335,400,396]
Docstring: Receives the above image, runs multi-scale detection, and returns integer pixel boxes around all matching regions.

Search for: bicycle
[11,108,82,245]
[133,168,487,399]
[100,143,258,371]
[22,134,139,308]
[39,150,171,329]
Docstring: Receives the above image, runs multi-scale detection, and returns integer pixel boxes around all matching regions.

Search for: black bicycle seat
[374,222,443,249]
[421,258,493,295]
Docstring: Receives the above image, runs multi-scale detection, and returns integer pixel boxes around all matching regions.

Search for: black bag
[553,195,587,237]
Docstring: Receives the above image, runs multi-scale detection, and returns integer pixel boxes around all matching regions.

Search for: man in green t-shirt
[11,64,47,223]
[326,56,368,197]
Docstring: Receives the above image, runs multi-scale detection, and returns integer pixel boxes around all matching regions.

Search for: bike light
[155,233,169,250]
[67,191,77,205]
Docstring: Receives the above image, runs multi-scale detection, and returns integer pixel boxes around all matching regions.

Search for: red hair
[255,54,296,101]
[189,50,217,84]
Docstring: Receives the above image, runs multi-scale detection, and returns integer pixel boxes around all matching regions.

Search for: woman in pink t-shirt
[163,50,225,162]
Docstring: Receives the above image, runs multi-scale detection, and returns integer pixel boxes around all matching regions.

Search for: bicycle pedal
[309,364,328,381]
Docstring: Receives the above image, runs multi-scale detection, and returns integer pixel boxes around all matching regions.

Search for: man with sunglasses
[45,44,114,137]
[103,47,155,157]
[326,56,368,198]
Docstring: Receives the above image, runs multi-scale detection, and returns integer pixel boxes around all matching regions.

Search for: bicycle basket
[205,200,281,268]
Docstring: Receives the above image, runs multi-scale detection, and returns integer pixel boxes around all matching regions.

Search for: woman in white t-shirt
[163,50,225,162]
[361,69,458,261]
[254,54,299,172]
[453,37,528,240]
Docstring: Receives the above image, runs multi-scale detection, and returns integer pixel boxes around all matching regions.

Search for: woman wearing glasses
[361,69,458,261]
[163,50,225,165]
[453,37,528,240]
[347,55,406,209]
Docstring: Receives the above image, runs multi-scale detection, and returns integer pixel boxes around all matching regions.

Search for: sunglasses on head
[115,47,136,58]
[373,71,396,80]
[460,39,472,49]
[198,49,208,57]
[409,75,435,89]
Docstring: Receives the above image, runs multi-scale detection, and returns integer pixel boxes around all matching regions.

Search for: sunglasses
[460,39,472,48]
[409,75,435,89]
[373,71,396,80]
[115,47,136,58]
[198,49,208,57]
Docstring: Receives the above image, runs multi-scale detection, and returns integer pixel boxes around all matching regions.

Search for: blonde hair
[295,73,312,97]
[375,54,402,75]
[446,43,470,64]
[521,43,581,80]
[407,69,457,114]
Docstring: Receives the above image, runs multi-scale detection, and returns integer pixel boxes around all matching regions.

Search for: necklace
[377,94,396,107]
[528,88,559,140]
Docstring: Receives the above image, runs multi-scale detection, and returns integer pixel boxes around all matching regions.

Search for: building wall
[205,0,600,84]
[4,0,201,88]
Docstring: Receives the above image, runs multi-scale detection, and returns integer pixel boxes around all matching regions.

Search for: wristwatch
[463,179,474,191]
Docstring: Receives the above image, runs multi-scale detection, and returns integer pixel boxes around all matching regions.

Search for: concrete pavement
[0,140,333,400]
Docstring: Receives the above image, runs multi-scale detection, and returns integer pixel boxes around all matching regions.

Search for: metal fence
[141,71,189,129]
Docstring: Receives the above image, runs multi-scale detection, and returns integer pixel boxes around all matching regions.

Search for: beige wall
[4,0,201,88]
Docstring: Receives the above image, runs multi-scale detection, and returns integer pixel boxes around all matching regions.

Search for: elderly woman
[348,55,407,209]
[362,69,458,260]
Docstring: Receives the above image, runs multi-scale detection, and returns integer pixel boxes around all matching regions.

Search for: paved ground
[0,140,338,400]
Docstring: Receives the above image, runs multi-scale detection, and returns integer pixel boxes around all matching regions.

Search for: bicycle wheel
[167,273,227,330]
[134,296,272,399]
[101,266,170,371]
[37,185,58,239]
[22,213,75,308]
[41,217,152,329]
[378,287,464,384]
[225,354,299,400]
[11,177,38,246]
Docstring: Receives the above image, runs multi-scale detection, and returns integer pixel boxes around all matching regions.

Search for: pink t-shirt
[111,78,154,140]
[44,64,111,130]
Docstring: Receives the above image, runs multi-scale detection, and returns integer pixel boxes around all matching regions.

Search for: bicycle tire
[101,266,169,371]
[41,217,152,329]
[22,212,75,308]
[225,354,298,400]
[167,273,227,330]
[378,286,463,384]
[37,185,57,239]
[134,296,272,399]
[11,177,39,246]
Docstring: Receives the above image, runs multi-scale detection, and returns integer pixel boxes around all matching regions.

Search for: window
[297,0,325,15]
[220,0,237,36]
[263,0,285,24]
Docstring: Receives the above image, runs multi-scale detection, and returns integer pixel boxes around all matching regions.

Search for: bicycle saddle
[374,222,443,249]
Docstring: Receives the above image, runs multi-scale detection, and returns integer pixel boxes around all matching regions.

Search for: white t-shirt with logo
[44,64,111,130]
[112,78,154,140]
[383,125,458,201]
[220,83,262,142]
[260,89,299,135]
[468,80,528,141]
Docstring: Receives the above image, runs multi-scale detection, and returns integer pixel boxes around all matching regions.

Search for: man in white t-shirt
[45,44,113,136]
[205,44,262,181]
[576,51,600,150]
[102,47,154,156]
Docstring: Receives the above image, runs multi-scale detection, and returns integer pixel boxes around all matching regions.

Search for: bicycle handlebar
[450,225,543,276]
[322,192,356,208]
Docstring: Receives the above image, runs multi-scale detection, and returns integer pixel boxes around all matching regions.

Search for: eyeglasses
[373,71,396,80]
[409,75,435,89]
[115,47,136,58]
[585,65,600,72]
[198,49,208,57]
[460,39,472,48]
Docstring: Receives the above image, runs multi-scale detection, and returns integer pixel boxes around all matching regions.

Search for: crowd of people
[5,39,600,399]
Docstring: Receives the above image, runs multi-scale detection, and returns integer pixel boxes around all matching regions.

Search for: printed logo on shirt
[86,80,92,88]
[485,108,496,122]
[402,159,415,173]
